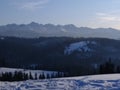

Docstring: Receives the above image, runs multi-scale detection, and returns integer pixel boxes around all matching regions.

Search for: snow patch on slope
[0,37,5,40]
[64,41,97,55]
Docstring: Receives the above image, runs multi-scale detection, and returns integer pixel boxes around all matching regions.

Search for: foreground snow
[1,74,120,90]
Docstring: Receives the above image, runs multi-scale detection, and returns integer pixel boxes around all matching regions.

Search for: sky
[1,0,120,29]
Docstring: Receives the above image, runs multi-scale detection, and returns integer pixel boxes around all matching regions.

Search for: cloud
[15,0,50,10]
[99,16,118,21]
[96,13,107,16]
[96,12,120,22]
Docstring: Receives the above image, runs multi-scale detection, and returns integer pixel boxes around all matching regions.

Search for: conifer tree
[29,72,33,80]
[35,73,37,80]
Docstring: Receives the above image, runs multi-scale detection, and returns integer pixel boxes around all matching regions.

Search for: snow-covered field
[1,74,120,90]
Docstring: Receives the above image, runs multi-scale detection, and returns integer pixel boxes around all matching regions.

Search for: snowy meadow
[1,74,120,90]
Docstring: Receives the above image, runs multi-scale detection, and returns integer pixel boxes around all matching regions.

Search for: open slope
[1,74,120,90]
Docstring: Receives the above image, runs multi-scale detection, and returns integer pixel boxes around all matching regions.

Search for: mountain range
[0,22,120,39]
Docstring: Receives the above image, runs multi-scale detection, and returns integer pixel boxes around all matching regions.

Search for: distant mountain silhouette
[0,22,120,39]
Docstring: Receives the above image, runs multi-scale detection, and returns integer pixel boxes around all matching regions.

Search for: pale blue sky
[1,0,120,29]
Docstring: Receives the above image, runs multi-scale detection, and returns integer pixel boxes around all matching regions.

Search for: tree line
[0,71,68,81]
[1,57,120,81]
[98,58,120,74]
